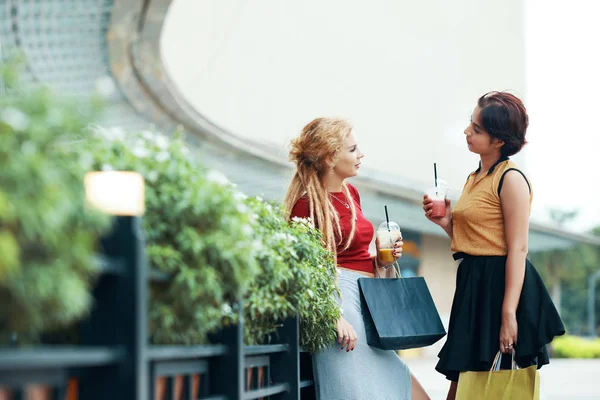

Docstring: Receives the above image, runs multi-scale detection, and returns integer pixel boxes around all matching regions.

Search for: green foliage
[557,244,600,336]
[548,209,578,227]
[78,128,260,344]
[0,64,109,341]
[1,58,344,350]
[552,335,600,358]
[79,126,341,349]
[530,227,600,335]
[243,198,340,353]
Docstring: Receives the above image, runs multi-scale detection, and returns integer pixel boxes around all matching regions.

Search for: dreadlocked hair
[283,117,357,260]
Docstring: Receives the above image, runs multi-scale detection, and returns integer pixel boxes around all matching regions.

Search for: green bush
[552,335,600,358]
[73,122,341,350]
[79,127,260,344]
[0,65,110,342]
[243,197,340,353]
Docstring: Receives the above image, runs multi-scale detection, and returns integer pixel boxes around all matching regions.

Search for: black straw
[434,162,438,187]
[384,205,390,232]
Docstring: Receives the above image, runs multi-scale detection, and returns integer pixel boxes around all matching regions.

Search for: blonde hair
[284,117,357,256]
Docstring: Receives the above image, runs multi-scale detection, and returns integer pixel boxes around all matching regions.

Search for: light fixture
[84,171,145,216]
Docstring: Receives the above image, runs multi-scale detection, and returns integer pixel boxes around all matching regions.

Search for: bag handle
[375,259,402,278]
[392,260,401,278]
[490,349,518,372]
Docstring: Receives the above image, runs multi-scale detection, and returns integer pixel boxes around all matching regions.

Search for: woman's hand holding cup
[423,195,451,228]
[423,179,451,229]
[376,221,403,268]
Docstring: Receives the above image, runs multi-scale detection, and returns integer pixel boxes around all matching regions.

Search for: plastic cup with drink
[377,205,402,265]
[426,162,449,219]
[377,221,402,264]
[425,181,449,218]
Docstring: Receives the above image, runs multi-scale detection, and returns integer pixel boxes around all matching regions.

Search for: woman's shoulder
[495,160,532,196]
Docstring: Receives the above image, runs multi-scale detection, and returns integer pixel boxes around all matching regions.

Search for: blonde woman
[284,118,429,400]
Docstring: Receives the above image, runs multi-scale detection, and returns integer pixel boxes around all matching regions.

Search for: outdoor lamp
[84,171,145,216]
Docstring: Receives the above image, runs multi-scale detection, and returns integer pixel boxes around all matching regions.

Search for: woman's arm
[441,214,453,239]
[499,170,531,352]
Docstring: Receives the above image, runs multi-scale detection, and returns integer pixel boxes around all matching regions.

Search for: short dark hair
[478,91,529,157]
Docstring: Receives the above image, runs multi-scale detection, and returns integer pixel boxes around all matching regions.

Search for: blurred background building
[2,0,599,357]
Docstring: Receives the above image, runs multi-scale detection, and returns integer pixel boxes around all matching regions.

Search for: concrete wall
[419,234,458,357]
[161,0,527,193]
[421,235,456,315]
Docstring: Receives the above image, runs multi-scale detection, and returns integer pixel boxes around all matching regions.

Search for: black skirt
[435,253,565,382]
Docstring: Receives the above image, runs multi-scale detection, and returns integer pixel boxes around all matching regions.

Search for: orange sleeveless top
[451,157,533,256]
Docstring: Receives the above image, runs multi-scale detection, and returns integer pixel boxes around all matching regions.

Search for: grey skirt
[312,269,411,400]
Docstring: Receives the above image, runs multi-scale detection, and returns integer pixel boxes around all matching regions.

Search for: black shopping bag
[358,272,446,350]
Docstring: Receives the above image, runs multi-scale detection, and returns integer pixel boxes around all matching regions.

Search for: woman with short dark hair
[423,91,565,400]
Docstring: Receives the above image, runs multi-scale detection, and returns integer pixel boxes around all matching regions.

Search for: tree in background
[530,209,580,314]
[561,226,600,336]
[530,210,600,335]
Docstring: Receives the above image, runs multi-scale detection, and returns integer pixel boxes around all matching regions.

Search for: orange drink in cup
[377,221,401,264]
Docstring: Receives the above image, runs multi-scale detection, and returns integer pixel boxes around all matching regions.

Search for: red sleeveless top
[290,184,375,274]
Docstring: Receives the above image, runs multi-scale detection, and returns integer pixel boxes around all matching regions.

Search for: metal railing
[0,216,316,399]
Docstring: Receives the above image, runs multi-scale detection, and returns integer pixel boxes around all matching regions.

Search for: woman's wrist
[443,215,452,229]
[502,309,516,318]
[442,216,453,238]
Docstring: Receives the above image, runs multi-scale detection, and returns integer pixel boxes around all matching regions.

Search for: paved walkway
[405,358,600,400]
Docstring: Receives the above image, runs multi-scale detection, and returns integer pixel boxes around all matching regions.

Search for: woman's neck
[479,152,503,174]
[323,172,344,192]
